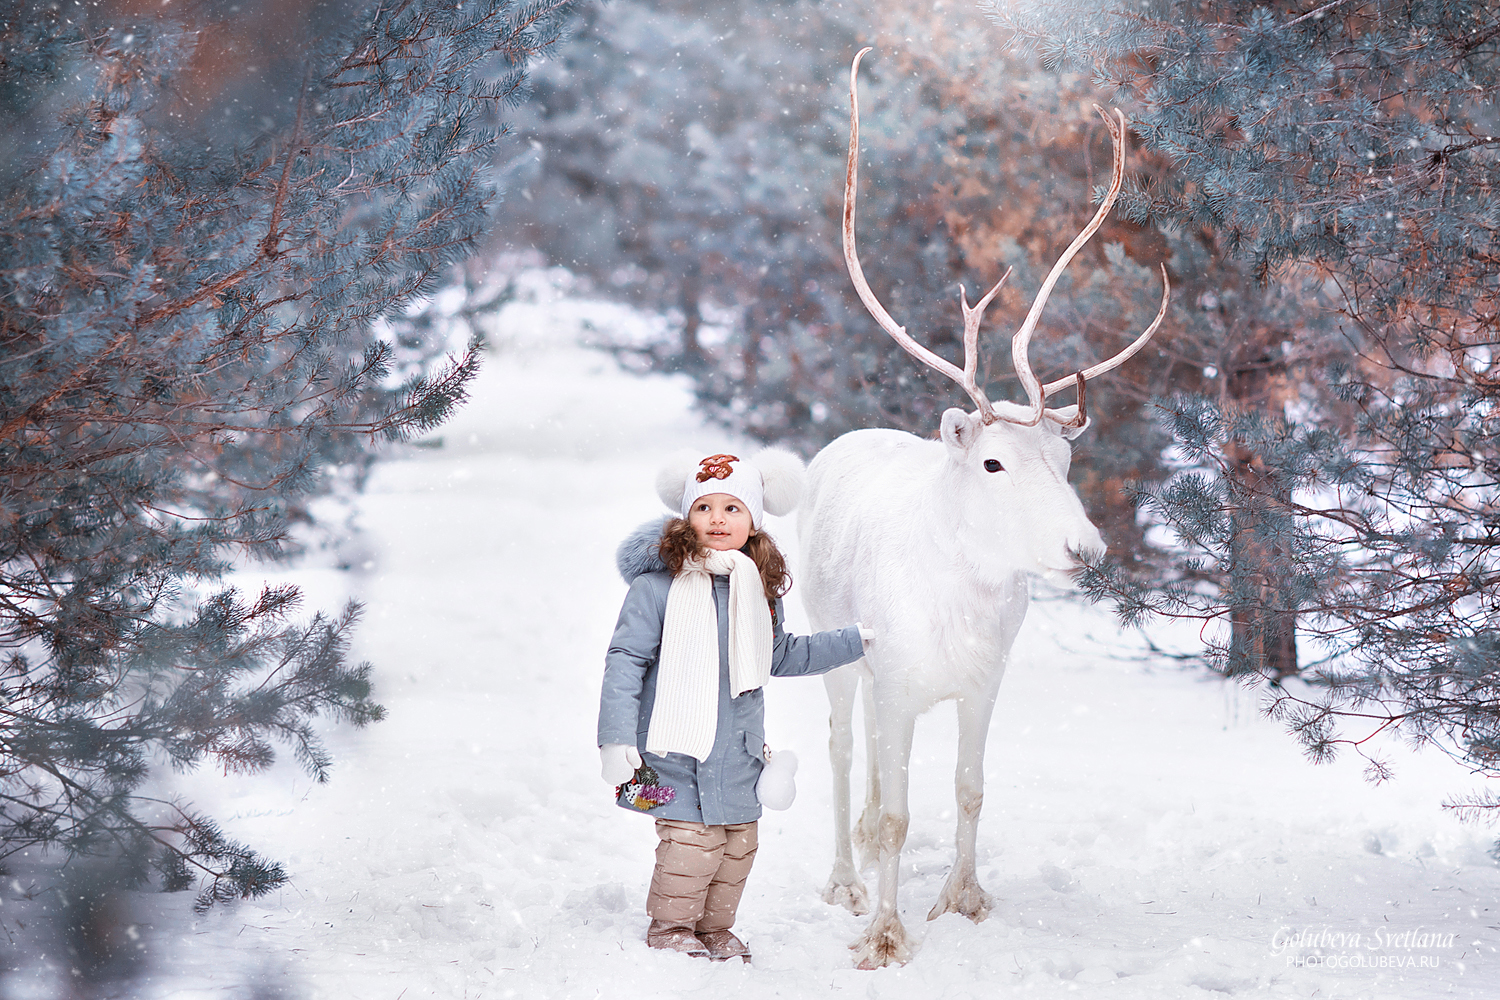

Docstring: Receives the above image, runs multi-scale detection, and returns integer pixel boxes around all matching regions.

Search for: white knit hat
[655,448,805,529]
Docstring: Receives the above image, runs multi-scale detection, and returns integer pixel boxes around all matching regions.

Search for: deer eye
[984,459,1003,473]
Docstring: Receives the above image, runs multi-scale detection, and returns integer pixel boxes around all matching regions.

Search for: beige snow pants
[646,818,759,932]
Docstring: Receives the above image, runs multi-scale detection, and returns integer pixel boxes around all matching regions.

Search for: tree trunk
[675,261,703,371]
[1225,342,1299,681]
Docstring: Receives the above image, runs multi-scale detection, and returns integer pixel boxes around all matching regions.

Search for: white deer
[798,49,1170,969]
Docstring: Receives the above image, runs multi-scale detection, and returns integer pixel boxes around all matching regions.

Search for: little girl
[597,449,868,962]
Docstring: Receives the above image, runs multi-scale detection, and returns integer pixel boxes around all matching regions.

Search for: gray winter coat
[598,518,864,825]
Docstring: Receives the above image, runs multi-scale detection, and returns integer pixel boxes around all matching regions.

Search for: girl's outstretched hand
[600,743,643,785]
[856,623,875,650]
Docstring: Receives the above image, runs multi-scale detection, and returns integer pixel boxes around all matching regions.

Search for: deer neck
[924,465,1027,592]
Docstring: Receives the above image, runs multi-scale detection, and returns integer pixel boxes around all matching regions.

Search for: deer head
[842,48,1169,580]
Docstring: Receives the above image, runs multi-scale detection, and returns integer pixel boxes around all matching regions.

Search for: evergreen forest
[3,0,1499,979]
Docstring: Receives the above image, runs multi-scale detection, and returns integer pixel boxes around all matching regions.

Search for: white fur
[798,407,1105,969]
[753,446,805,516]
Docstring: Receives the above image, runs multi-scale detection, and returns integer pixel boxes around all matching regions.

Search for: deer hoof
[850,914,915,969]
[822,875,871,915]
[927,874,991,923]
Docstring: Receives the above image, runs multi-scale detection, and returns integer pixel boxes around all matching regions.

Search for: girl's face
[688,493,754,552]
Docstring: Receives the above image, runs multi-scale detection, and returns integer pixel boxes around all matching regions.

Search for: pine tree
[0,0,571,907]
[993,0,1500,820]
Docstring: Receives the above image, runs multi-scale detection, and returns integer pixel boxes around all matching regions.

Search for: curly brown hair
[657,518,792,600]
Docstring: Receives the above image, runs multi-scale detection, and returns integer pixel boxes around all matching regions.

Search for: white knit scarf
[646,548,773,761]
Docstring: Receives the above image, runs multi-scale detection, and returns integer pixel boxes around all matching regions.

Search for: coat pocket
[744,730,767,763]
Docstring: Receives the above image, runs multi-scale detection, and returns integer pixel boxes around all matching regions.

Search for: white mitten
[755,748,799,810]
[856,622,875,650]
[600,743,642,785]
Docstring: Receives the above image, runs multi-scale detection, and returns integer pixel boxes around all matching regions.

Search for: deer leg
[928,688,1000,923]
[822,665,870,914]
[852,669,881,869]
[851,705,917,969]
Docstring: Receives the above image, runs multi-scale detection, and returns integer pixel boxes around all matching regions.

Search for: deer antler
[843,47,1009,420]
[842,48,1169,430]
[1009,106,1170,426]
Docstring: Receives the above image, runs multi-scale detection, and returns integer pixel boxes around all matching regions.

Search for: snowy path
[77,273,1500,998]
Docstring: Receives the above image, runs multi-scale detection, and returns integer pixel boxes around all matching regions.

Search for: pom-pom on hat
[656,447,805,529]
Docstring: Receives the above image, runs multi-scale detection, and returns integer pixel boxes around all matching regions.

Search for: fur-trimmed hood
[616,516,671,583]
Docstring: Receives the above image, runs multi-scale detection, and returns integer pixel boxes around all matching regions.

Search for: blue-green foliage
[998,0,1499,312]
[0,0,571,907]
[996,0,1500,820]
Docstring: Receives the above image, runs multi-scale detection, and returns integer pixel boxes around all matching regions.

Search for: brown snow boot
[695,928,751,963]
[646,920,710,957]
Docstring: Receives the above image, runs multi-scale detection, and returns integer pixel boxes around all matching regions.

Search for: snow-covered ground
[9,270,1500,999]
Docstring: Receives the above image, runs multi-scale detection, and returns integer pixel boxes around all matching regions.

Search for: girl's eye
[984,459,1003,473]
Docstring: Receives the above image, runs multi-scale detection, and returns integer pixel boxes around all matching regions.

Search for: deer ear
[1046,406,1091,440]
[940,408,982,455]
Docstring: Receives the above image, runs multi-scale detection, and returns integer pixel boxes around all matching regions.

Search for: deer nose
[1071,520,1105,558]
